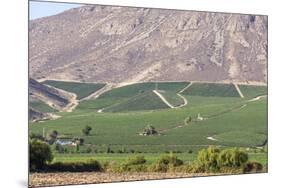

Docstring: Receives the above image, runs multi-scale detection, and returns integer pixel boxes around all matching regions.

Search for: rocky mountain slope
[29,5,267,84]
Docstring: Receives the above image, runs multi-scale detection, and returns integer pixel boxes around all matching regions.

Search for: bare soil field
[29,172,219,187]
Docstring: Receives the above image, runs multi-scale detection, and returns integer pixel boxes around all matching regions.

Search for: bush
[116,155,147,172]
[126,155,146,165]
[197,146,221,171]
[82,126,92,136]
[47,159,103,172]
[29,133,45,141]
[30,140,53,171]
[218,148,248,168]
[196,147,249,172]
[151,154,183,172]
[243,162,263,173]
[86,147,92,153]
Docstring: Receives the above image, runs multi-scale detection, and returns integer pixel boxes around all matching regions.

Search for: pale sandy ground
[29,172,221,187]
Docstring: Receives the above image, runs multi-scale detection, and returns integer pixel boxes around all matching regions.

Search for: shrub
[30,140,53,171]
[197,146,221,171]
[218,148,248,168]
[117,155,147,172]
[140,125,158,136]
[29,133,44,141]
[86,147,92,153]
[151,154,183,172]
[126,155,146,165]
[82,126,92,136]
[243,162,263,173]
[196,147,250,172]
[47,159,103,172]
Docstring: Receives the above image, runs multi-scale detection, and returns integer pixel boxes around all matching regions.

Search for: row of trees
[29,141,263,173]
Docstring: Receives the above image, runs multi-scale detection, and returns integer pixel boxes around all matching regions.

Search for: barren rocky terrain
[29,5,267,84]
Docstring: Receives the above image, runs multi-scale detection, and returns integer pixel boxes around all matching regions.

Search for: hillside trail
[153,82,192,109]
[153,90,175,108]
[158,94,267,134]
[234,83,245,98]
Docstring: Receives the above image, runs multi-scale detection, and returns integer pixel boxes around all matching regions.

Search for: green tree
[48,130,58,144]
[82,126,92,136]
[30,140,53,170]
[141,125,158,135]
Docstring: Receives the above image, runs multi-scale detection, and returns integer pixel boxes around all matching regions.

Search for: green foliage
[151,153,183,172]
[47,159,103,172]
[141,125,158,135]
[125,155,146,165]
[48,130,58,144]
[182,83,240,97]
[82,126,92,136]
[29,133,44,141]
[197,146,221,171]
[197,147,249,172]
[30,140,53,171]
[218,148,248,167]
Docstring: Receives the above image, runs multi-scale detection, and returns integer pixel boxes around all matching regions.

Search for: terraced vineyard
[238,84,267,98]
[29,81,267,164]
[43,80,106,99]
[181,83,240,97]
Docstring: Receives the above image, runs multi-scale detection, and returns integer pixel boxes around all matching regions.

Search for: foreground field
[29,172,220,187]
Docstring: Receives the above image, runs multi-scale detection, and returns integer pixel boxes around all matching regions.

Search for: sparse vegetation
[82,126,92,136]
[140,125,158,136]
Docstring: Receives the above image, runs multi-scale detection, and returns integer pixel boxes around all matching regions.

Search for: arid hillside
[29,78,77,112]
[29,5,267,84]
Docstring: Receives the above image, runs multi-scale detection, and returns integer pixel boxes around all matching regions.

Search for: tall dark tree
[30,140,53,170]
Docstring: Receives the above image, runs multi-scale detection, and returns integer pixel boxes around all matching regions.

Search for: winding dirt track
[234,83,245,98]
[153,90,175,108]
[153,82,192,109]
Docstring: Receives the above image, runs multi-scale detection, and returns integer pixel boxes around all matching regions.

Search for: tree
[141,125,158,136]
[48,130,58,144]
[30,140,53,170]
[82,126,92,136]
